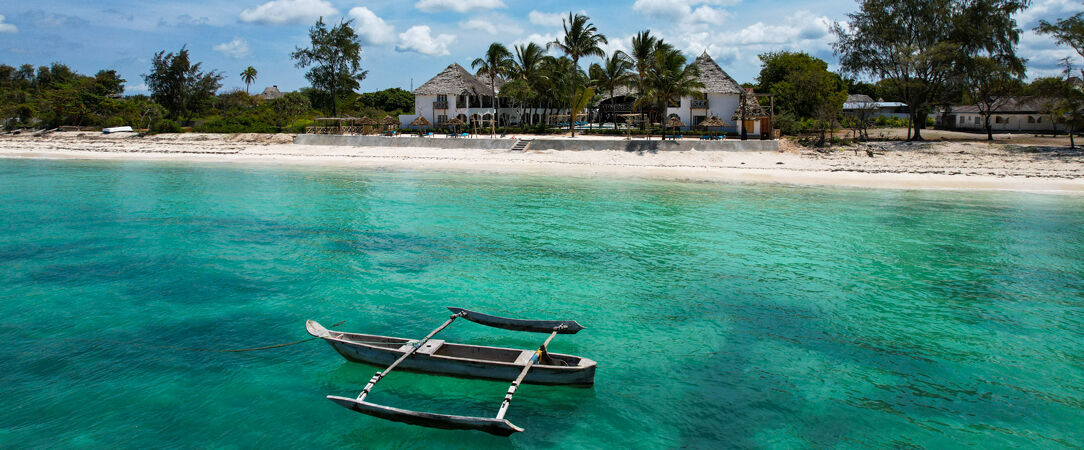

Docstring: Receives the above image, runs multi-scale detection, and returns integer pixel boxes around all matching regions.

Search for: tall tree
[549,13,607,137]
[630,31,661,127]
[1036,11,1084,63]
[240,66,258,94]
[638,47,704,139]
[757,51,847,121]
[472,43,513,136]
[505,43,547,122]
[291,18,368,117]
[833,0,1029,141]
[964,56,1023,140]
[143,46,224,120]
[589,51,634,124]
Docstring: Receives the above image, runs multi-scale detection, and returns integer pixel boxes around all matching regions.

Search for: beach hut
[355,116,377,135]
[732,95,769,140]
[697,115,729,140]
[410,115,432,136]
[665,116,685,140]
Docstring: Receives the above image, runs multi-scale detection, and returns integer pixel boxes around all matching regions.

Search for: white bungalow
[597,52,763,134]
[401,63,504,128]
[939,97,1064,133]
[665,52,749,133]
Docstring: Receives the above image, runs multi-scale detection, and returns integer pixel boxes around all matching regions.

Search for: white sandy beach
[2,131,1082,193]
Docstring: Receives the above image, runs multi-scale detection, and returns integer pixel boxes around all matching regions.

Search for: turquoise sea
[0,158,1081,448]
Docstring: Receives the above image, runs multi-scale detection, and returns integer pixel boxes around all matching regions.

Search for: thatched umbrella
[444,117,465,136]
[381,116,400,127]
[410,115,431,136]
[354,116,377,135]
[617,113,642,140]
[665,116,685,140]
[698,115,729,139]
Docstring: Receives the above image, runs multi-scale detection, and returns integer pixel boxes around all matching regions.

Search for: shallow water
[0,158,1081,448]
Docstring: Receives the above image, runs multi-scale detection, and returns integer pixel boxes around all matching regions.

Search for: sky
[1,0,1082,96]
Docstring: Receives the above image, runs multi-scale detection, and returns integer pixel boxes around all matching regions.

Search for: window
[995,116,1003,124]
[437,94,447,103]
[437,115,447,124]
[958,116,964,124]
[1028,116,1035,124]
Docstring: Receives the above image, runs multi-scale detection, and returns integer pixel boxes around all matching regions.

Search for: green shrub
[151,118,183,133]
[103,116,126,127]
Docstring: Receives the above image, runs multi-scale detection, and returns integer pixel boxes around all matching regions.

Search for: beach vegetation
[833,0,1029,141]
[472,43,514,136]
[549,13,607,137]
[240,66,258,94]
[291,17,368,117]
[144,46,224,122]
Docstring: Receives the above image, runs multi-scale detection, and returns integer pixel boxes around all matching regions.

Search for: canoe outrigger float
[306,307,595,436]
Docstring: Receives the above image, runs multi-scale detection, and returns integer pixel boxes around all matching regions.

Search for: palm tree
[589,51,634,125]
[472,43,513,137]
[240,66,258,94]
[639,47,703,140]
[509,43,547,124]
[549,13,607,137]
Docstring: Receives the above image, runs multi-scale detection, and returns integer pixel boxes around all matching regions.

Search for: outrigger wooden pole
[495,330,559,420]
[356,312,466,402]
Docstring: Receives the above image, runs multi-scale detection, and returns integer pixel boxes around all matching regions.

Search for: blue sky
[1,0,1082,95]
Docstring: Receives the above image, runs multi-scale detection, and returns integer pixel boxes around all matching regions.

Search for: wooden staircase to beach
[510,139,531,152]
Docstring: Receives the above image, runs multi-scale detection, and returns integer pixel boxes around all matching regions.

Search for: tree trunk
[910,111,923,141]
[985,115,993,141]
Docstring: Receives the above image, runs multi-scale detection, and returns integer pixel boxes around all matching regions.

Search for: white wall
[952,113,1060,132]
[666,93,742,132]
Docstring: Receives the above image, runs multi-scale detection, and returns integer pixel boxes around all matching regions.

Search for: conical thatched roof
[413,63,496,96]
[666,116,685,128]
[444,117,465,126]
[381,116,400,126]
[410,116,431,126]
[732,97,769,120]
[356,116,377,125]
[693,53,743,95]
[698,115,729,127]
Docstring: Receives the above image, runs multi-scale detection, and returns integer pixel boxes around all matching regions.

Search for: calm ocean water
[0,158,1081,448]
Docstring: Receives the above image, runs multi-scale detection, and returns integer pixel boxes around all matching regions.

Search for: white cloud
[239,0,338,25]
[1016,0,1083,27]
[528,11,564,27]
[632,0,739,22]
[396,25,455,56]
[0,15,17,33]
[348,7,395,45]
[213,37,250,58]
[459,17,520,35]
[416,0,505,13]
[513,33,558,51]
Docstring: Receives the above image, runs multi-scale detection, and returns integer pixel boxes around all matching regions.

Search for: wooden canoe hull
[327,396,524,436]
[313,330,596,386]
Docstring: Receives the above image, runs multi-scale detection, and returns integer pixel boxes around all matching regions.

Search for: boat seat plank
[513,350,535,366]
[396,339,445,354]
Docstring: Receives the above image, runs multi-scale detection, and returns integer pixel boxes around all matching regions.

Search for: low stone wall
[294,134,778,152]
[527,139,778,152]
[294,135,516,150]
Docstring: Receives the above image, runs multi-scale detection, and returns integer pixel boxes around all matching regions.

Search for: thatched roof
[444,117,465,126]
[356,117,377,125]
[732,97,769,120]
[698,115,729,127]
[413,63,498,96]
[846,94,876,103]
[410,116,431,126]
[665,116,685,128]
[693,53,743,95]
[381,116,400,126]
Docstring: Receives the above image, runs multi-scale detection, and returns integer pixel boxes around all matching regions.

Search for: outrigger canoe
[308,307,595,436]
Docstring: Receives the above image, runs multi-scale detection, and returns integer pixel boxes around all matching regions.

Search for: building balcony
[690,99,709,109]
[433,101,449,109]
